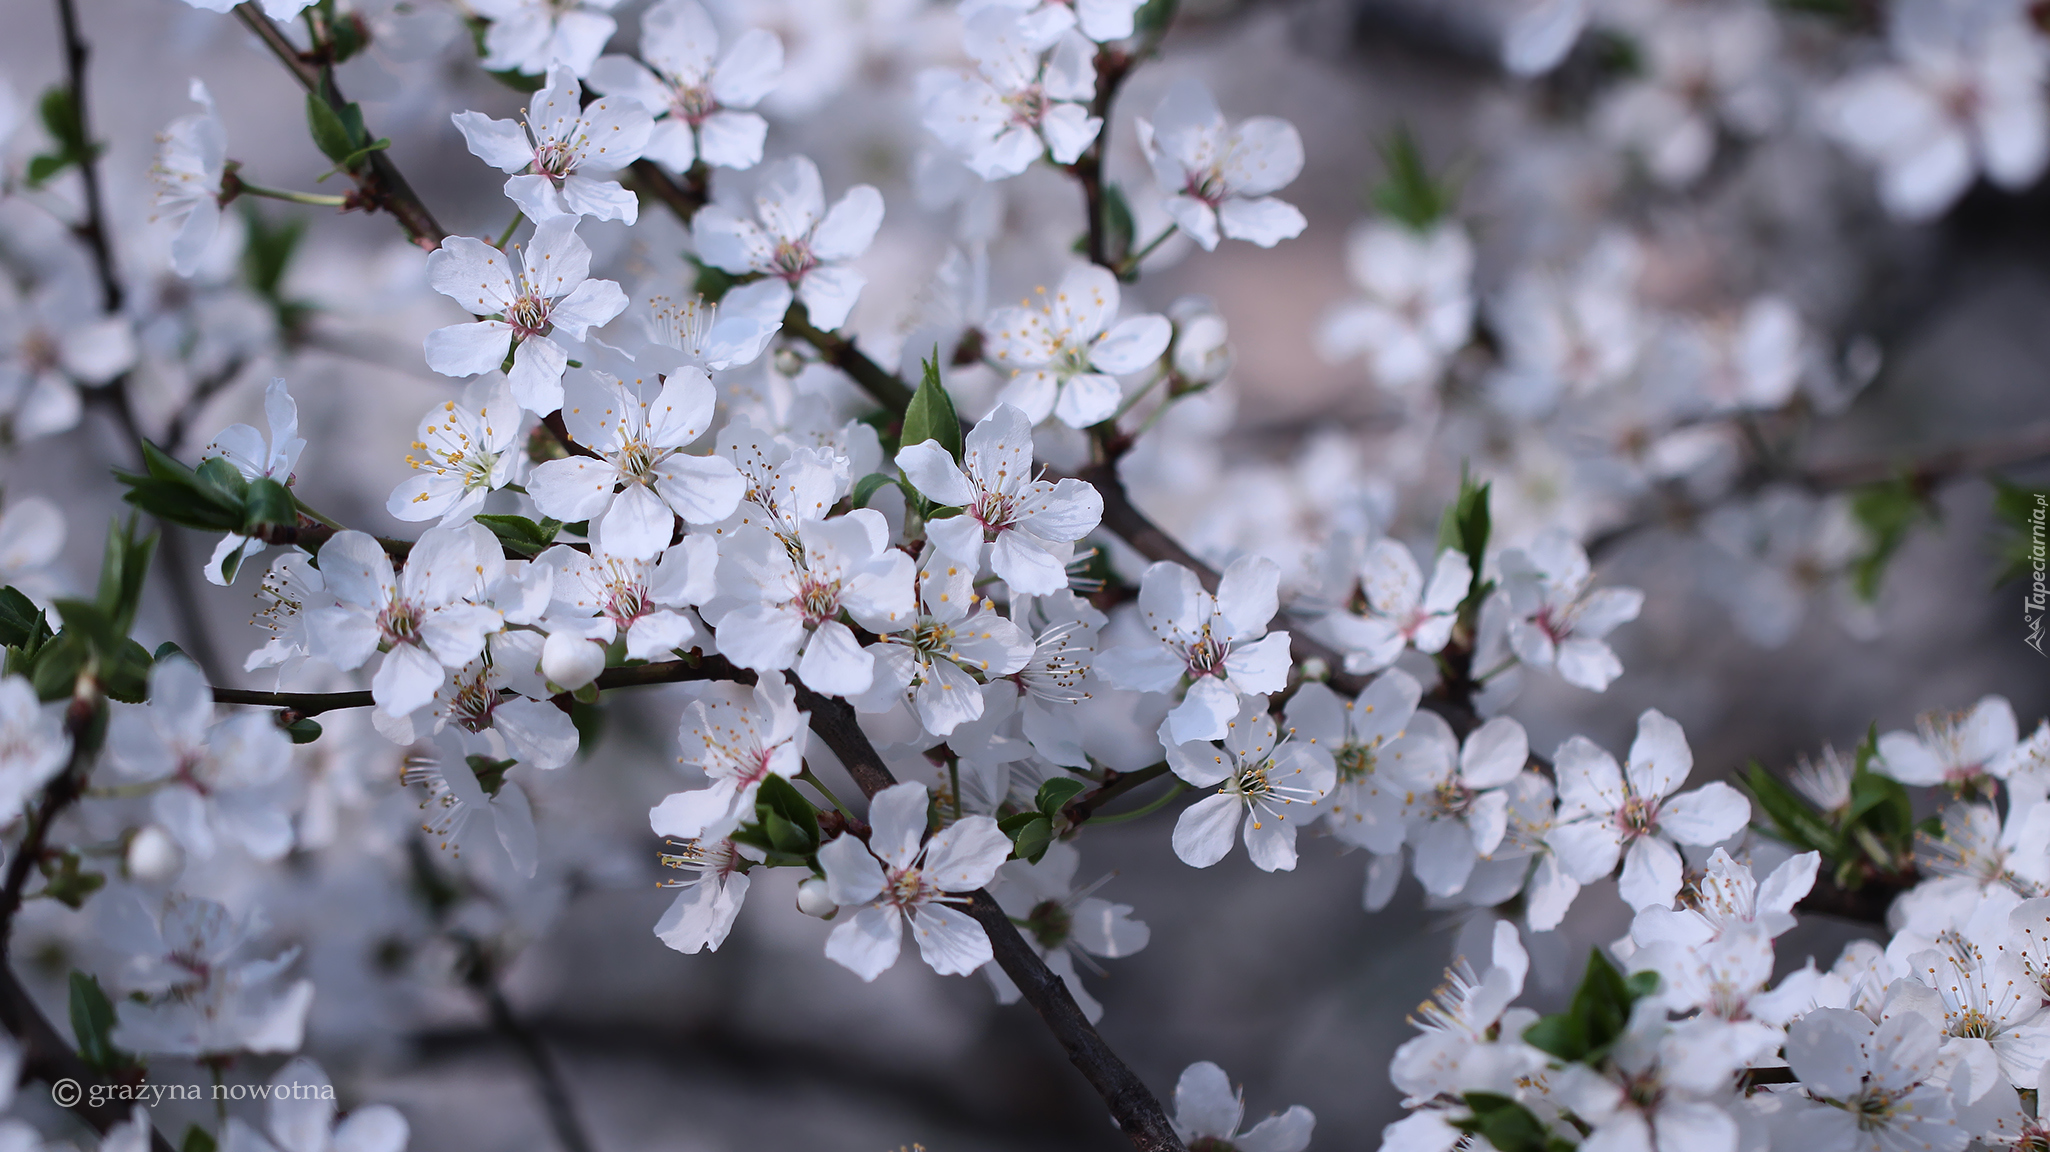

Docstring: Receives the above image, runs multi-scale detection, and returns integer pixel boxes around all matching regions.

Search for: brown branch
[232,4,447,248]
[0,692,180,1152]
[782,305,917,413]
[629,159,707,225]
[789,679,1187,1152]
[214,654,746,714]
[1800,418,2050,491]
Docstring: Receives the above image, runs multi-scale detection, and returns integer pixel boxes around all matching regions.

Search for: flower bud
[795,877,838,920]
[126,825,182,883]
[542,631,606,692]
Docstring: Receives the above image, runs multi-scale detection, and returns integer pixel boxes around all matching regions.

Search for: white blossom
[454,65,652,224]
[424,216,630,415]
[589,0,782,172]
[1097,555,1292,745]
[815,780,1011,980]
[691,155,883,331]
[983,264,1171,428]
[1135,79,1306,251]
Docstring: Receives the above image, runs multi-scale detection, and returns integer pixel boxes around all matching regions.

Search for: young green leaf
[68,971,131,1074]
[901,356,964,463]
[1036,777,1088,818]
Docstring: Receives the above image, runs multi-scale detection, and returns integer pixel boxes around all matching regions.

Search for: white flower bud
[542,631,606,691]
[795,877,838,920]
[126,825,182,883]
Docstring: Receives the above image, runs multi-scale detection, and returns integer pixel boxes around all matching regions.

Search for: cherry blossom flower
[1546,710,1751,911]
[1135,79,1306,251]
[537,532,716,661]
[302,524,506,717]
[589,0,782,173]
[401,733,540,877]
[99,892,315,1058]
[470,0,622,76]
[0,283,136,445]
[857,552,1033,736]
[424,216,629,415]
[1502,0,1589,76]
[896,403,1103,595]
[1285,669,1437,855]
[1316,221,1475,392]
[1165,699,1335,871]
[1385,716,1530,898]
[1900,941,2050,1091]
[1097,556,1292,745]
[1391,921,1538,1103]
[691,155,883,330]
[1317,538,1471,675]
[648,673,808,842]
[1595,5,1780,189]
[0,675,68,830]
[526,367,744,558]
[454,65,652,224]
[918,12,1100,180]
[1169,1061,1315,1152]
[1776,1007,1965,1152]
[637,294,779,375]
[983,841,1148,1023]
[1824,0,2047,222]
[389,376,526,525]
[1877,694,2020,788]
[705,512,915,695]
[195,378,306,586]
[150,80,227,277]
[105,658,295,861]
[1499,528,1644,692]
[653,836,756,953]
[983,264,1171,428]
[223,1058,410,1152]
[816,781,1011,980]
[962,0,1145,43]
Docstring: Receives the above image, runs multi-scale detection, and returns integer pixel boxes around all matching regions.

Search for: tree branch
[789,681,1187,1152]
[0,692,180,1152]
[231,3,447,248]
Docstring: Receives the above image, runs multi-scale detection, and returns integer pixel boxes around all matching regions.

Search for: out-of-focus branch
[0,691,180,1152]
[782,306,917,414]
[231,4,448,248]
[464,953,599,1152]
[630,159,707,225]
[57,0,227,681]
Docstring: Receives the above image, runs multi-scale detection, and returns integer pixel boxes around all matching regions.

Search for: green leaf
[900,356,963,464]
[243,478,299,534]
[1520,949,1644,1065]
[1742,762,1841,857]
[1102,183,1136,267]
[848,472,899,510]
[1011,815,1054,862]
[690,258,736,304]
[26,86,96,189]
[101,638,154,705]
[38,852,105,910]
[0,588,50,650]
[1372,125,1455,231]
[1132,0,1179,36]
[1989,477,2049,587]
[182,1125,219,1152]
[284,717,324,745]
[754,775,820,853]
[474,514,564,558]
[68,972,130,1074]
[93,516,157,638]
[29,631,88,702]
[315,137,392,183]
[26,153,71,187]
[465,755,516,797]
[1849,476,1934,602]
[1036,777,1088,818]
[306,92,359,165]
[1453,1093,1574,1152]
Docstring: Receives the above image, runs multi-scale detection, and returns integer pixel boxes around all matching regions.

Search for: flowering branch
[786,682,1188,1152]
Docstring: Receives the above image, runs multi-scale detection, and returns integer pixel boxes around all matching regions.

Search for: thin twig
[231,4,447,248]
[474,972,599,1152]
